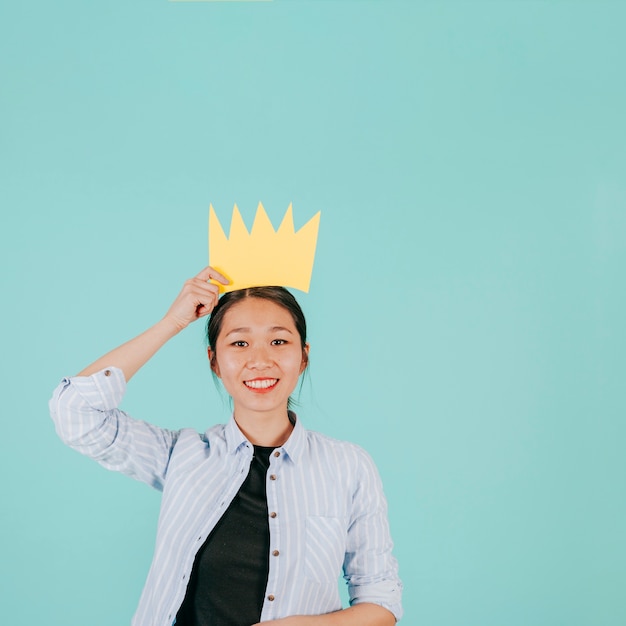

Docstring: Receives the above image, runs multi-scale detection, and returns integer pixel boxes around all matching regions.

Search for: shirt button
[267,594,275,601]
[274,451,280,457]
[272,550,280,557]
[104,370,111,377]
[270,474,277,481]
[269,512,277,518]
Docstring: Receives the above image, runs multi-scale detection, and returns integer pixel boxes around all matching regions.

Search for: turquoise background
[1,1,625,624]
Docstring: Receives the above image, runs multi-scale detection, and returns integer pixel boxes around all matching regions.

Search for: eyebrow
[224,326,294,337]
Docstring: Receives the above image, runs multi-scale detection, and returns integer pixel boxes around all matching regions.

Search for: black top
[175,445,273,626]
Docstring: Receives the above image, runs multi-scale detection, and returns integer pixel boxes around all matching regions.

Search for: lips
[244,378,278,390]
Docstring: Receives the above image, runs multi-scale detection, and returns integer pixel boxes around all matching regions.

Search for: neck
[234,409,294,447]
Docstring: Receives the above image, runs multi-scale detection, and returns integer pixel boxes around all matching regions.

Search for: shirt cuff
[350,579,403,622]
[63,366,127,411]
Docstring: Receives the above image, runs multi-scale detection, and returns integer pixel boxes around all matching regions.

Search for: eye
[271,339,288,346]
[232,340,248,347]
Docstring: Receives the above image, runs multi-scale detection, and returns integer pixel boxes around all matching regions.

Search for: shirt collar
[224,411,306,464]
[224,416,250,454]
[280,411,306,464]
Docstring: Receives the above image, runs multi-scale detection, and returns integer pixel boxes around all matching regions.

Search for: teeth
[244,379,278,389]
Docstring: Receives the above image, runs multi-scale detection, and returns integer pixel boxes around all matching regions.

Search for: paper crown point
[209,203,321,293]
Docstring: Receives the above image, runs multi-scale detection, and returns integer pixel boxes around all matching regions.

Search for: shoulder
[170,423,226,454]
[176,422,229,444]
[303,428,379,473]
[304,428,366,452]
[164,423,232,478]
[300,428,387,510]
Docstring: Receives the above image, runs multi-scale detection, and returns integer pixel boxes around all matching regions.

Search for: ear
[207,347,221,378]
[300,343,310,374]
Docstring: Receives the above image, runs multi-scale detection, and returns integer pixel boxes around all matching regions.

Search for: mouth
[244,378,279,392]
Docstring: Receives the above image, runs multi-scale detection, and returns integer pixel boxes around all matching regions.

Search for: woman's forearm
[76,316,181,381]
[255,603,396,626]
[312,604,396,626]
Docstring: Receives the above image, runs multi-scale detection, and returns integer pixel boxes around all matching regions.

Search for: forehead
[220,297,296,332]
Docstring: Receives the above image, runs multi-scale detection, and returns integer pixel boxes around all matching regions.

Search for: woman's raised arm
[77,266,228,381]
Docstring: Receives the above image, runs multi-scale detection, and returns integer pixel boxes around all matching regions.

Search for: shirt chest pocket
[304,515,348,583]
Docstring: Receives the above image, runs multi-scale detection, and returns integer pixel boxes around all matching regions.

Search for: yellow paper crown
[209,203,321,293]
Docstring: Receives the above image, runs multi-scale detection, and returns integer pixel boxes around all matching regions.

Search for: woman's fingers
[184,280,220,310]
[164,268,227,330]
[196,265,230,286]
[189,281,220,318]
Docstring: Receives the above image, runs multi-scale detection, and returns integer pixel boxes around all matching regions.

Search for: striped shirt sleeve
[49,367,178,491]
[344,445,403,621]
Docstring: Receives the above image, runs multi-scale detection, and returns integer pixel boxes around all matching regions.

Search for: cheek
[212,350,241,382]
[216,365,242,397]
[216,357,240,380]
[282,352,307,378]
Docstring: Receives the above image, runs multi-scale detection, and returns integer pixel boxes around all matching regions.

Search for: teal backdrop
[1,1,625,624]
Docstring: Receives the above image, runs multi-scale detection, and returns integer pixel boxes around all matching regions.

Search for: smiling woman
[49,267,402,626]
[207,287,309,439]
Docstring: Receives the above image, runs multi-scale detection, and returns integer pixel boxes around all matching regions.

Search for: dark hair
[207,286,308,355]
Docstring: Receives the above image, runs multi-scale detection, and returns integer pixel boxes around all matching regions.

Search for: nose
[247,344,272,369]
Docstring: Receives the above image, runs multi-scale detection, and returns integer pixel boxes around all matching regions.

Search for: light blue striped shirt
[49,367,403,625]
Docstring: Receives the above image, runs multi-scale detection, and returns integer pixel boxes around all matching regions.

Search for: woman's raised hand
[164,266,229,331]
[76,267,229,380]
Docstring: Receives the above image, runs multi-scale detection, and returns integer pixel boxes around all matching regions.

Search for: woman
[49,266,402,626]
